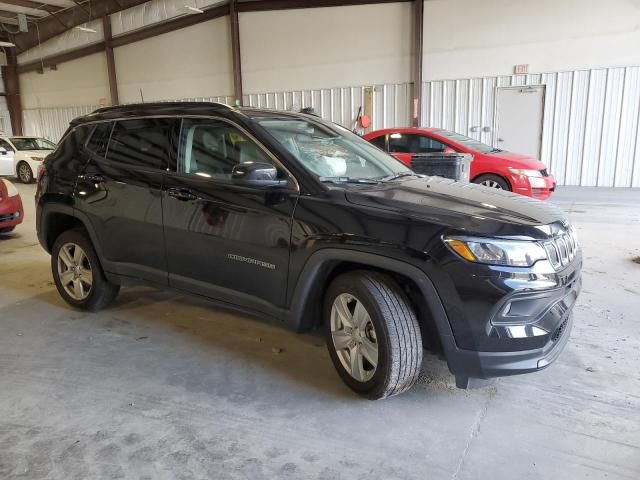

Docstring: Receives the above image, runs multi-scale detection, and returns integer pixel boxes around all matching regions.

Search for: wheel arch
[285,249,455,356]
[471,172,512,191]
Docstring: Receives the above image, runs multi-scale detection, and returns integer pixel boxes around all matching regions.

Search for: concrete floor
[1,183,639,480]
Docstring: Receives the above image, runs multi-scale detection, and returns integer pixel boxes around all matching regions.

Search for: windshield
[259,118,411,183]
[434,129,500,154]
[10,137,56,151]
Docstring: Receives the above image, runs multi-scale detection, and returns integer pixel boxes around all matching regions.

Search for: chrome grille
[544,228,578,270]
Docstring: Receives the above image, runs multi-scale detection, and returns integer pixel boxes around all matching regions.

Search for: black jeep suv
[36,102,581,399]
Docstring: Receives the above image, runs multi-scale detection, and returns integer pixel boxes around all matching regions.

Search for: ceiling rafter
[0,0,64,14]
[8,0,151,52]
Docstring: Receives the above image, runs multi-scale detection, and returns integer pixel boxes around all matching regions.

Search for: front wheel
[324,271,423,399]
[473,173,510,191]
[51,229,120,311]
[17,161,34,183]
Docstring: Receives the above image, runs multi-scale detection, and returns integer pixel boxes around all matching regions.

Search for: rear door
[162,117,298,310]
[75,118,179,285]
[0,139,15,176]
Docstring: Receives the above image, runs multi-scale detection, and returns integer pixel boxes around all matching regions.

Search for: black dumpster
[410,153,473,182]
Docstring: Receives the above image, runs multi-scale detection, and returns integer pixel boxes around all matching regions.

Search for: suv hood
[345,177,568,239]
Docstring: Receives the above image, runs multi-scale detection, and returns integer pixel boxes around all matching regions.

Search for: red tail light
[35,166,48,205]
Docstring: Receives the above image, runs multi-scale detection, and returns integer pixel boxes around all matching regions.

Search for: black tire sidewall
[51,229,109,310]
[323,273,395,398]
[473,174,510,191]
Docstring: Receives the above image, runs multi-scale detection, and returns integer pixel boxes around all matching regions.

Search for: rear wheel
[473,174,510,191]
[324,271,423,399]
[51,229,119,311]
[17,161,34,183]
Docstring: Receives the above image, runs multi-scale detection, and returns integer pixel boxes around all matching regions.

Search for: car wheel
[0,226,15,234]
[324,271,423,399]
[473,174,510,191]
[51,229,120,311]
[17,161,34,183]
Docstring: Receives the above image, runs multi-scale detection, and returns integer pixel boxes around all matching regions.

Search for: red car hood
[490,151,547,170]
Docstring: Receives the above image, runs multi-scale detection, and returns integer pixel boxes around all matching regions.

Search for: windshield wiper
[319,176,380,184]
[381,172,420,182]
[488,148,503,153]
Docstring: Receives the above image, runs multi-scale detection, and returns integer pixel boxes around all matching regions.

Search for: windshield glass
[259,118,411,182]
[434,129,499,154]
[10,137,56,151]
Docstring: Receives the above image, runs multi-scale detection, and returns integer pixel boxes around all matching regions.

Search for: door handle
[167,188,197,201]
[82,173,105,183]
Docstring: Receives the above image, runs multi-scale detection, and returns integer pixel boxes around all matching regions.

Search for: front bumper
[0,195,23,229]
[428,243,581,385]
[512,173,556,200]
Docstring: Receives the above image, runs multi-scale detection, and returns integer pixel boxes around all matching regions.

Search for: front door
[495,86,545,158]
[163,118,298,311]
[0,139,15,176]
[75,118,178,285]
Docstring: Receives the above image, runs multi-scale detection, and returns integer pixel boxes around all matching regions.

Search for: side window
[417,136,448,153]
[388,133,448,154]
[388,133,414,153]
[107,119,174,170]
[179,119,275,179]
[368,135,387,151]
[86,123,113,157]
[0,139,13,151]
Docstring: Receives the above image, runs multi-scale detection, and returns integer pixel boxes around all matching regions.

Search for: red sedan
[0,178,23,234]
[363,128,556,200]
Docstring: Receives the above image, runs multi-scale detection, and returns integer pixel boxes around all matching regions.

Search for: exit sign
[514,64,529,75]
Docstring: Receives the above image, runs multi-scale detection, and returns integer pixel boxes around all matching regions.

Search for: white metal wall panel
[243,84,407,131]
[22,105,97,141]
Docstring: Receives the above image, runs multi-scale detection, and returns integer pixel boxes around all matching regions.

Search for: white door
[495,86,545,158]
[0,140,14,176]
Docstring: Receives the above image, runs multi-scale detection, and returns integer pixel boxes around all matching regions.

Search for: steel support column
[411,0,423,127]
[2,49,23,135]
[229,0,243,104]
[102,16,119,105]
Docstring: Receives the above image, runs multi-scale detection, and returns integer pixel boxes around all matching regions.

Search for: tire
[17,161,34,183]
[324,271,422,400]
[473,173,510,191]
[51,229,120,311]
[0,226,15,234]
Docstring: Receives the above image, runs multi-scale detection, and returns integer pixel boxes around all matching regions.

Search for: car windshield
[10,137,56,151]
[434,129,500,154]
[258,117,412,183]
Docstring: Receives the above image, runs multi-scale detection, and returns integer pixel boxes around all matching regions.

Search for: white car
[0,136,57,183]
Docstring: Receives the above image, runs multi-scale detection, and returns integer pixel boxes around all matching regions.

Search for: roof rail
[91,101,234,114]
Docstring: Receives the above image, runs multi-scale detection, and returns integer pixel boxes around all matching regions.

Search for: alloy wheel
[57,242,93,301]
[481,179,502,189]
[330,293,379,382]
[18,163,32,183]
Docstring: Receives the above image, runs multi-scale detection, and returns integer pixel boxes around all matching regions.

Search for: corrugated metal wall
[23,105,98,142]
[21,66,640,187]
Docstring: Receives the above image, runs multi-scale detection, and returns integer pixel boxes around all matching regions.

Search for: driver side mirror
[443,147,457,154]
[0,147,7,155]
[231,162,288,188]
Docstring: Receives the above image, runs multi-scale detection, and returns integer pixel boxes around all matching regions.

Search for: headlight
[444,235,547,267]
[30,156,44,162]
[1,178,19,198]
[508,168,542,178]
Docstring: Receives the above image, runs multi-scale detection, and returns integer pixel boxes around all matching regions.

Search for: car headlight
[508,168,542,178]
[1,178,19,198]
[444,235,547,267]
[30,156,44,162]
